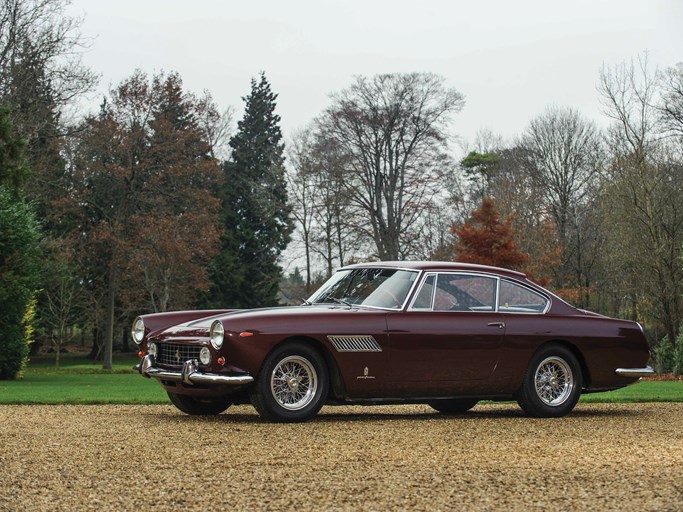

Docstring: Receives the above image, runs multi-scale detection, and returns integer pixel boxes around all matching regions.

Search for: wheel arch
[264,336,346,401]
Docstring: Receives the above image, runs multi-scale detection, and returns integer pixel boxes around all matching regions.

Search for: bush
[651,333,683,376]
[674,333,683,377]
[0,186,41,379]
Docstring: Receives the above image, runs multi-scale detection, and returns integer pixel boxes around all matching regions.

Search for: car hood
[151,304,384,341]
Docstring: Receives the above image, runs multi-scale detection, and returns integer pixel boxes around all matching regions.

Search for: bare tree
[0,0,96,225]
[41,237,83,367]
[598,55,683,346]
[195,90,234,161]
[317,73,465,260]
[517,106,605,300]
[659,63,683,142]
[0,0,97,129]
[290,128,359,278]
[286,128,318,291]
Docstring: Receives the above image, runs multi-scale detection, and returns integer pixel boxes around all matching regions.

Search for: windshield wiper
[331,297,353,308]
[301,298,313,305]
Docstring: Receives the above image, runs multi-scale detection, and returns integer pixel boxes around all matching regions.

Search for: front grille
[156,343,201,366]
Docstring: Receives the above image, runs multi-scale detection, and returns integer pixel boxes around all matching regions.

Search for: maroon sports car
[133,261,653,422]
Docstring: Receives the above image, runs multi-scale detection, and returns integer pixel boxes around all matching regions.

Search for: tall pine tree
[206,73,292,308]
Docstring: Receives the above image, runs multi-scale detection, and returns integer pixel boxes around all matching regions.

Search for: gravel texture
[1,403,682,511]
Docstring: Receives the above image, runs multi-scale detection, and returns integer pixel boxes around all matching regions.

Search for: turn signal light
[138,351,144,358]
[239,331,254,337]
[217,357,225,366]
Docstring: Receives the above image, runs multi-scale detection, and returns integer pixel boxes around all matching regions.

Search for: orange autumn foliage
[452,197,529,271]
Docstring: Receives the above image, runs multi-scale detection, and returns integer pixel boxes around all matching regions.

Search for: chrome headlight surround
[210,320,224,350]
[132,317,145,345]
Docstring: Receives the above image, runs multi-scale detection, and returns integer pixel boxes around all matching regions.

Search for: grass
[0,353,168,404]
[580,381,683,403]
[0,353,681,405]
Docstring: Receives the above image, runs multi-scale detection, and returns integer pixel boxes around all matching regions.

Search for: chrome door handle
[487,322,505,329]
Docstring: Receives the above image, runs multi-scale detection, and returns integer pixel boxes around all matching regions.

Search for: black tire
[250,342,328,423]
[429,398,479,414]
[167,392,232,416]
[515,344,582,418]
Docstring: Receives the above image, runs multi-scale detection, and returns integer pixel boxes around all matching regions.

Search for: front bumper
[134,354,254,386]
[614,366,655,378]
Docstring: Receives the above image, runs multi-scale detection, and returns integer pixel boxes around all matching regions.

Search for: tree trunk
[87,326,101,360]
[121,327,130,353]
[102,266,116,370]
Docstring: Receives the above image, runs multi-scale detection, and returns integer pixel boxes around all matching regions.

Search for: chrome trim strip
[615,366,655,378]
[136,354,254,385]
[327,335,382,352]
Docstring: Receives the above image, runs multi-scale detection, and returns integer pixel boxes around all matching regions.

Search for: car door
[387,272,505,395]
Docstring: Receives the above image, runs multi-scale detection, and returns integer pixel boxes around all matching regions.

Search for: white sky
[68,0,682,153]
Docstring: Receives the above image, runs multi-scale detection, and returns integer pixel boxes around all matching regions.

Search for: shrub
[674,332,683,377]
[651,333,683,376]
[0,186,41,379]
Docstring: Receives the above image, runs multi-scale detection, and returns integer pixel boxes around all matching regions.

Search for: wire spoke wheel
[516,345,582,418]
[534,356,574,406]
[270,355,318,411]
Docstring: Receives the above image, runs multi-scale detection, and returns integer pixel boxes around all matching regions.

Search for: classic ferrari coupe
[133,261,653,422]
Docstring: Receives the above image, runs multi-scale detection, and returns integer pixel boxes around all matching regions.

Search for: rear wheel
[516,344,582,418]
[429,398,479,414]
[167,392,232,416]
[251,342,328,423]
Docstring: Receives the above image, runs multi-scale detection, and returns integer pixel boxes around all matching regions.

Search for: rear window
[498,280,548,313]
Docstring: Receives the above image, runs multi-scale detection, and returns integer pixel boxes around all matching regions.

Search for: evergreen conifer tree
[0,108,41,379]
[206,73,292,308]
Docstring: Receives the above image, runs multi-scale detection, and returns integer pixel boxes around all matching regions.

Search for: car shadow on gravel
[313,407,644,422]
[139,403,645,424]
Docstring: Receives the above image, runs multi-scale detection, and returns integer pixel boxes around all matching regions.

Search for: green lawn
[0,373,168,404]
[580,381,683,403]
[0,353,681,405]
[0,353,168,404]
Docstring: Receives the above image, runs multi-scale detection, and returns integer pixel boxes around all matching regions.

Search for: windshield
[307,268,419,310]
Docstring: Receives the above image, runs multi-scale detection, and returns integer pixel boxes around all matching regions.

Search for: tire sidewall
[252,342,328,422]
[518,344,582,418]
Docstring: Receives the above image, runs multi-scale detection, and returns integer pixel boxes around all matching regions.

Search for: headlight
[148,342,158,357]
[210,320,224,349]
[199,346,211,365]
[132,317,145,345]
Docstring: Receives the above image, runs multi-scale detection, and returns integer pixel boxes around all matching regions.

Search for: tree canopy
[0,108,41,379]
[205,73,292,308]
[453,197,529,271]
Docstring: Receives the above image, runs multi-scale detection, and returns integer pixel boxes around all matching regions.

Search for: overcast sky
[68,0,682,154]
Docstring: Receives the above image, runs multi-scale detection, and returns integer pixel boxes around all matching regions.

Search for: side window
[433,274,496,312]
[499,280,548,313]
[412,274,435,309]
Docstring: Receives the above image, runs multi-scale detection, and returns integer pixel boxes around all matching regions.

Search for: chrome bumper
[134,354,254,386]
[615,366,655,378]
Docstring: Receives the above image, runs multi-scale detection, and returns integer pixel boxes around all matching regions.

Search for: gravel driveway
[1,403,681,511]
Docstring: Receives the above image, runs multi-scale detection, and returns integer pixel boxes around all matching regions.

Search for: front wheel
[167,392,232,415]
[515,344,582,418]
[251,342,328,423]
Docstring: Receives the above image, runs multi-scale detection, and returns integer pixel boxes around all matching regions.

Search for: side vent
[327,335,382,353]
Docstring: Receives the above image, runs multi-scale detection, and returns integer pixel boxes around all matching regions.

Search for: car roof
[341,261,528,280]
